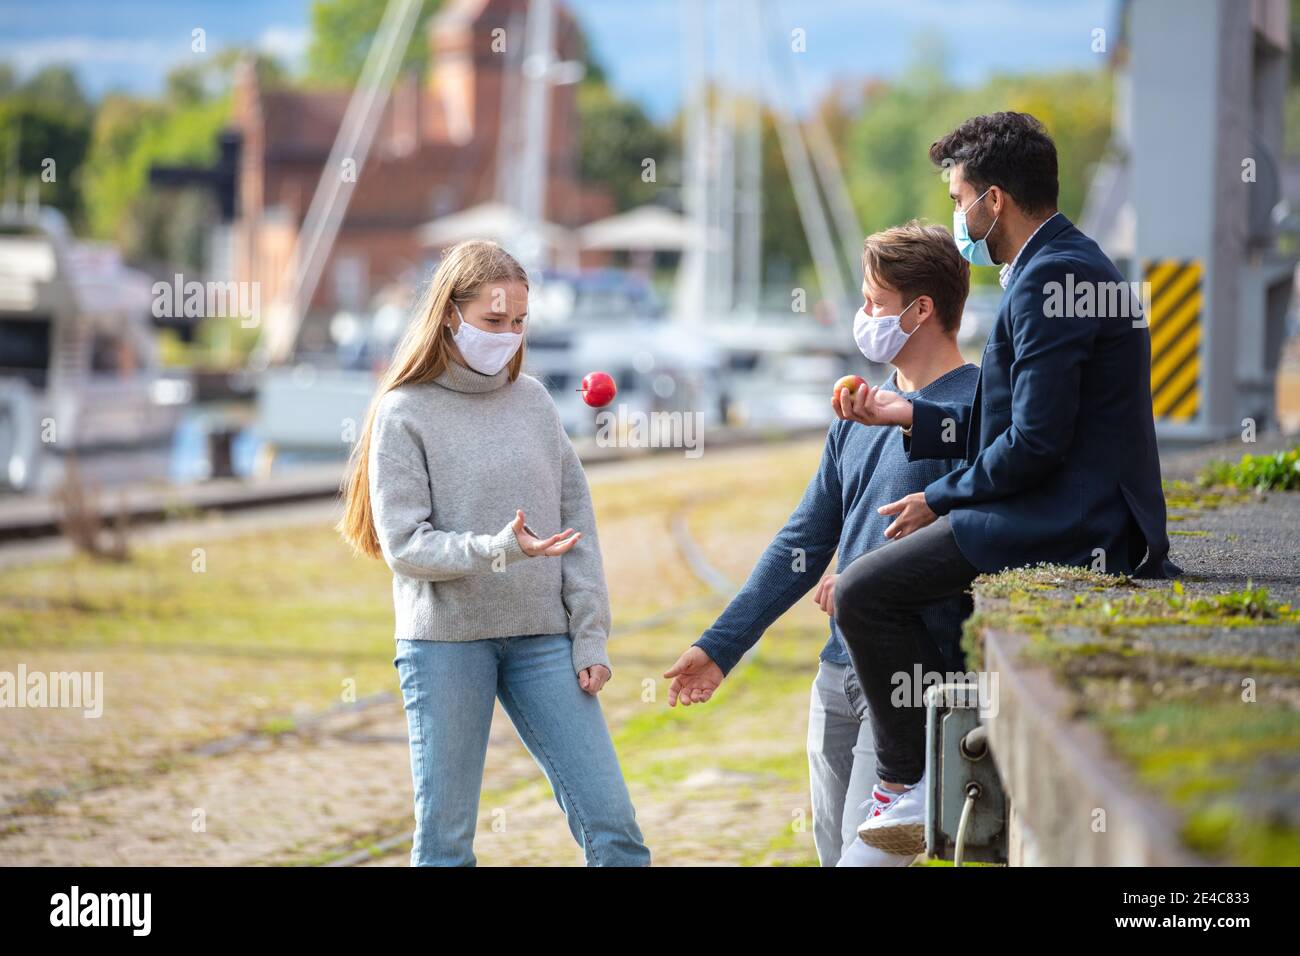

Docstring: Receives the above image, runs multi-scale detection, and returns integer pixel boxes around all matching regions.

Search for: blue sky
[0,0,1116,118]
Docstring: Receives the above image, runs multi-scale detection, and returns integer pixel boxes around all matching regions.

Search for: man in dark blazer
[829,112,1178,856]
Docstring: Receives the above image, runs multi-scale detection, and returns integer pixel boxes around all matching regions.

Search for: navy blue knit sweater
[694,363,980,674]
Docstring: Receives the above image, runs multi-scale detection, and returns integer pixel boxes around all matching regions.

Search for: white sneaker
[856,779,926,856]
[836,837,916,867]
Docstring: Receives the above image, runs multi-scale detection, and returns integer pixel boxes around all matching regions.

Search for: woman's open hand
[511,510,581,557]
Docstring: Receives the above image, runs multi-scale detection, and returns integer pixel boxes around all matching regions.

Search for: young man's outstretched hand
[664,647,724,707]
[667,573,843,707]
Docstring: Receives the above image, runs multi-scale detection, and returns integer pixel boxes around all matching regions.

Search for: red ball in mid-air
[579,371,618,407]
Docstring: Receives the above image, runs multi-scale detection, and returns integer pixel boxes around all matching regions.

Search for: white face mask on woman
[853,297,920,364]
[448,302,523,375]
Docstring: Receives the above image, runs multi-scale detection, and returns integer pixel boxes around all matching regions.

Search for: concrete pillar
[1130,0,1242,440]
[1131,0,1292,440]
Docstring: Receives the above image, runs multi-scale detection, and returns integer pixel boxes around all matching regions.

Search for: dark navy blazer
[905,214,1179,578]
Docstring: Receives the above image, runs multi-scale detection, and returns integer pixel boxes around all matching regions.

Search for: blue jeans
[393,634,651,866]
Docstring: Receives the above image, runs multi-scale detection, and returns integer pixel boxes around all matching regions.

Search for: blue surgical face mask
[953,187,999,267]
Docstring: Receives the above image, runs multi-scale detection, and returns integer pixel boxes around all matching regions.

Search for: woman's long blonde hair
[337,239,529,559]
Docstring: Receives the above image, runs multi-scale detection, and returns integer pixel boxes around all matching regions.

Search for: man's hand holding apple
[832,378,913,429]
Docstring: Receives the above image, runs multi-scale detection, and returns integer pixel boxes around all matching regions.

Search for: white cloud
[0,24,310,96]
[0,35,176,75]
[257,24,308,68]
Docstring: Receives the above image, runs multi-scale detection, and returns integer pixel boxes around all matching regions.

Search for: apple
[833,374,866,398]
[578,371,618,408]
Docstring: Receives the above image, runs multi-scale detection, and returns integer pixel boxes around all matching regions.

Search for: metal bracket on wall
[924,683,1008,865]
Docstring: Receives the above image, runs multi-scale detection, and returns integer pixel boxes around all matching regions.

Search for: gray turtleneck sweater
[367,359,612,674]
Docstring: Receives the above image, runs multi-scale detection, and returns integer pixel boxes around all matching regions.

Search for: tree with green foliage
[0,66,92,224]
[569,19,678,213]
[577,80,673,212]
[0,100,90,220]
[305,0,443,87]
[79,59,245,265]
[839,53,1113,287]
[18,65,89,115]
[655,39,1113,300]
[167,48,288,106]
[1284,0,1300,157]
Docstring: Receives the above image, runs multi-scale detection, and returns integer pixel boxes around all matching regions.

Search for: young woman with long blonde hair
[338,239,649,867]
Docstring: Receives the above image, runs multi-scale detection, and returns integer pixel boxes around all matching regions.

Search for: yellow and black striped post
[1142,259,1203,423]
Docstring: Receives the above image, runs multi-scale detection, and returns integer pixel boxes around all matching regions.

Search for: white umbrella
[416,201,574,253]
[578,205,694,252]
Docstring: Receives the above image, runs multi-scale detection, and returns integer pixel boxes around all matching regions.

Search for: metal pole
[758,5,850,322]
[517,0,556,275]
[711,0,737,316]
[785,51,864,284]
[261,0,423,364]
[736,0,764,316]
[674,0,711,325]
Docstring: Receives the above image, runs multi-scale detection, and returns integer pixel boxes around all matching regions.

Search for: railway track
[0,425,826,547]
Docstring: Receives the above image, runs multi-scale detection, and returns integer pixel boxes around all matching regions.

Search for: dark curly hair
[929,112,1059,216]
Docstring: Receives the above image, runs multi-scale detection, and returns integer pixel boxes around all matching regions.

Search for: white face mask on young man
[853,297,920,365]
[449,302,523,375]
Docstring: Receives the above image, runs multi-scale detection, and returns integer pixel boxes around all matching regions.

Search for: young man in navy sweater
[664,222,979,866]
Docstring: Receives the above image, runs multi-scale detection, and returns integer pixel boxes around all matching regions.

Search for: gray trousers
[806,659,877,866]
[835,515,976,783]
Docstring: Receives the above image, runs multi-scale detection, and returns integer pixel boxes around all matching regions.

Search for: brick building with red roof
[229,0,613,349]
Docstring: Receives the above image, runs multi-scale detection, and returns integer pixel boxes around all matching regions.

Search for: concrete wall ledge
[980,615,1207,866]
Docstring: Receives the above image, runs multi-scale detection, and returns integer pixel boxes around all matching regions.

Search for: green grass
[611,631,820,791]
[1099,702,1300,866]
[971,563,1134,600]
[0,527,395,656]
[0,524,401,731]
[1197,445,1300,492]
[1162,478,1252,511]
